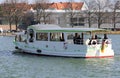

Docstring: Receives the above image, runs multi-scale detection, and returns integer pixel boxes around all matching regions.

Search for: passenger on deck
[73,33,83,44]
[81,33,84,45]
[102,34,109,44]
[76,35,81,44]
[88,34,97,45]
[73,33,78,44]
[103,34,108,40]
[60,33,65,41]
[95,35,101,44]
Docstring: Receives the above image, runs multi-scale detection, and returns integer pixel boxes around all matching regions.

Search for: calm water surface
[0,35,120,78]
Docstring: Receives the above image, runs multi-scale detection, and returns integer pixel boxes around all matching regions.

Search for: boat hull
[14,41,114,58]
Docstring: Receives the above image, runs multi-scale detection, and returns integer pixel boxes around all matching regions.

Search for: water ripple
[0,35,120,78]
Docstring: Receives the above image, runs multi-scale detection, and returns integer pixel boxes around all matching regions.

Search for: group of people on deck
[88,34,108,45]
[73,32,108,45]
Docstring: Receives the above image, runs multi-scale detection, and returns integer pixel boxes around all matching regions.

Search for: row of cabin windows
[36,33,65,41]
[16,31,84,45]
[15,32,66,42]
[35,32,83,45]
[16,31,83,43]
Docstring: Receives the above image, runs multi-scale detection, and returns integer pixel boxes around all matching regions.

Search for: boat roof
[28,24,105,32]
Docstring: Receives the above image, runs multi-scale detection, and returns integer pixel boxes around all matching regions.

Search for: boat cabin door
[28,29,35,43]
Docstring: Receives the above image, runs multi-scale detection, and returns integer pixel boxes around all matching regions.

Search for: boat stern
[86,44,114,58]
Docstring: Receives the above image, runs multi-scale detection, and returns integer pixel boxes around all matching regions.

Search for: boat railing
[86,39,112,45]
[67,39,88,45]
[66,38,112,45]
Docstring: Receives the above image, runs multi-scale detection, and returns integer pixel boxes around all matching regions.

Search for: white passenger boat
[13,24,114,58]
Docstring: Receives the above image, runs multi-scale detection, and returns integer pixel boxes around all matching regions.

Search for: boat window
[36,33,48,41]
[15,35,27,42]
[66,33,74,43]
[67,34,74,39]
[67,33,84,45]
[50,33,64,41]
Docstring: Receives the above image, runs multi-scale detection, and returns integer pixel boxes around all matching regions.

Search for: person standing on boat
[95,34,99,44]
[76,34,81,44]
[103,34,108,41]
[73,33,83,44]
[88,34,97,45]
[73,33,78,44]
[102,34,109,44]
[101,34,108,52]
[81,33,84,45]
[60,33,65,41]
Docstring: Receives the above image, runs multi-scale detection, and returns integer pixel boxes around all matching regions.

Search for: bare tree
[19,11,34,30]
[63,0,87,27]
[94,0,104,28]
[13,2,28,30]
[112,1,120,31]
[66,0,77,27]
[0,5,3,24]
[2,0,15,31]
[93,0,111,28]
[2,0,28,31]
[83,0,95,28]
[34,0,51,24]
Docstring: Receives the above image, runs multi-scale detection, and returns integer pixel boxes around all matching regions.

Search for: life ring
[91,40,97,45]
[90,40,97,48]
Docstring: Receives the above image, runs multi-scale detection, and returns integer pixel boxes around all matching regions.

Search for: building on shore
[0,1,120,30]
[30,2,120,30]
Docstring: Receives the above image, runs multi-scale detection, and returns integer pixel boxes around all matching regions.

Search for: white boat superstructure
[14,24,114,58]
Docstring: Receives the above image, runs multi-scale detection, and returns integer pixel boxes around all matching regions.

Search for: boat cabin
[16,24,105,45]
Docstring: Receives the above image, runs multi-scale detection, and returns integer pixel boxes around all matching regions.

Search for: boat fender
[85,39,90,45]
[37,49,42,53]
[104,39,110,44]
[91,40,97,45]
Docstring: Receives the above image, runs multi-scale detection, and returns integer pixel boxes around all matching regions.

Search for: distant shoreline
[0,25,120,36]
[0,33,15,36]
[0,25,16,30]
[95,31,120,34]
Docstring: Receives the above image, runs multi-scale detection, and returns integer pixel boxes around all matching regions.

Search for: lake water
[0,35,120,78]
